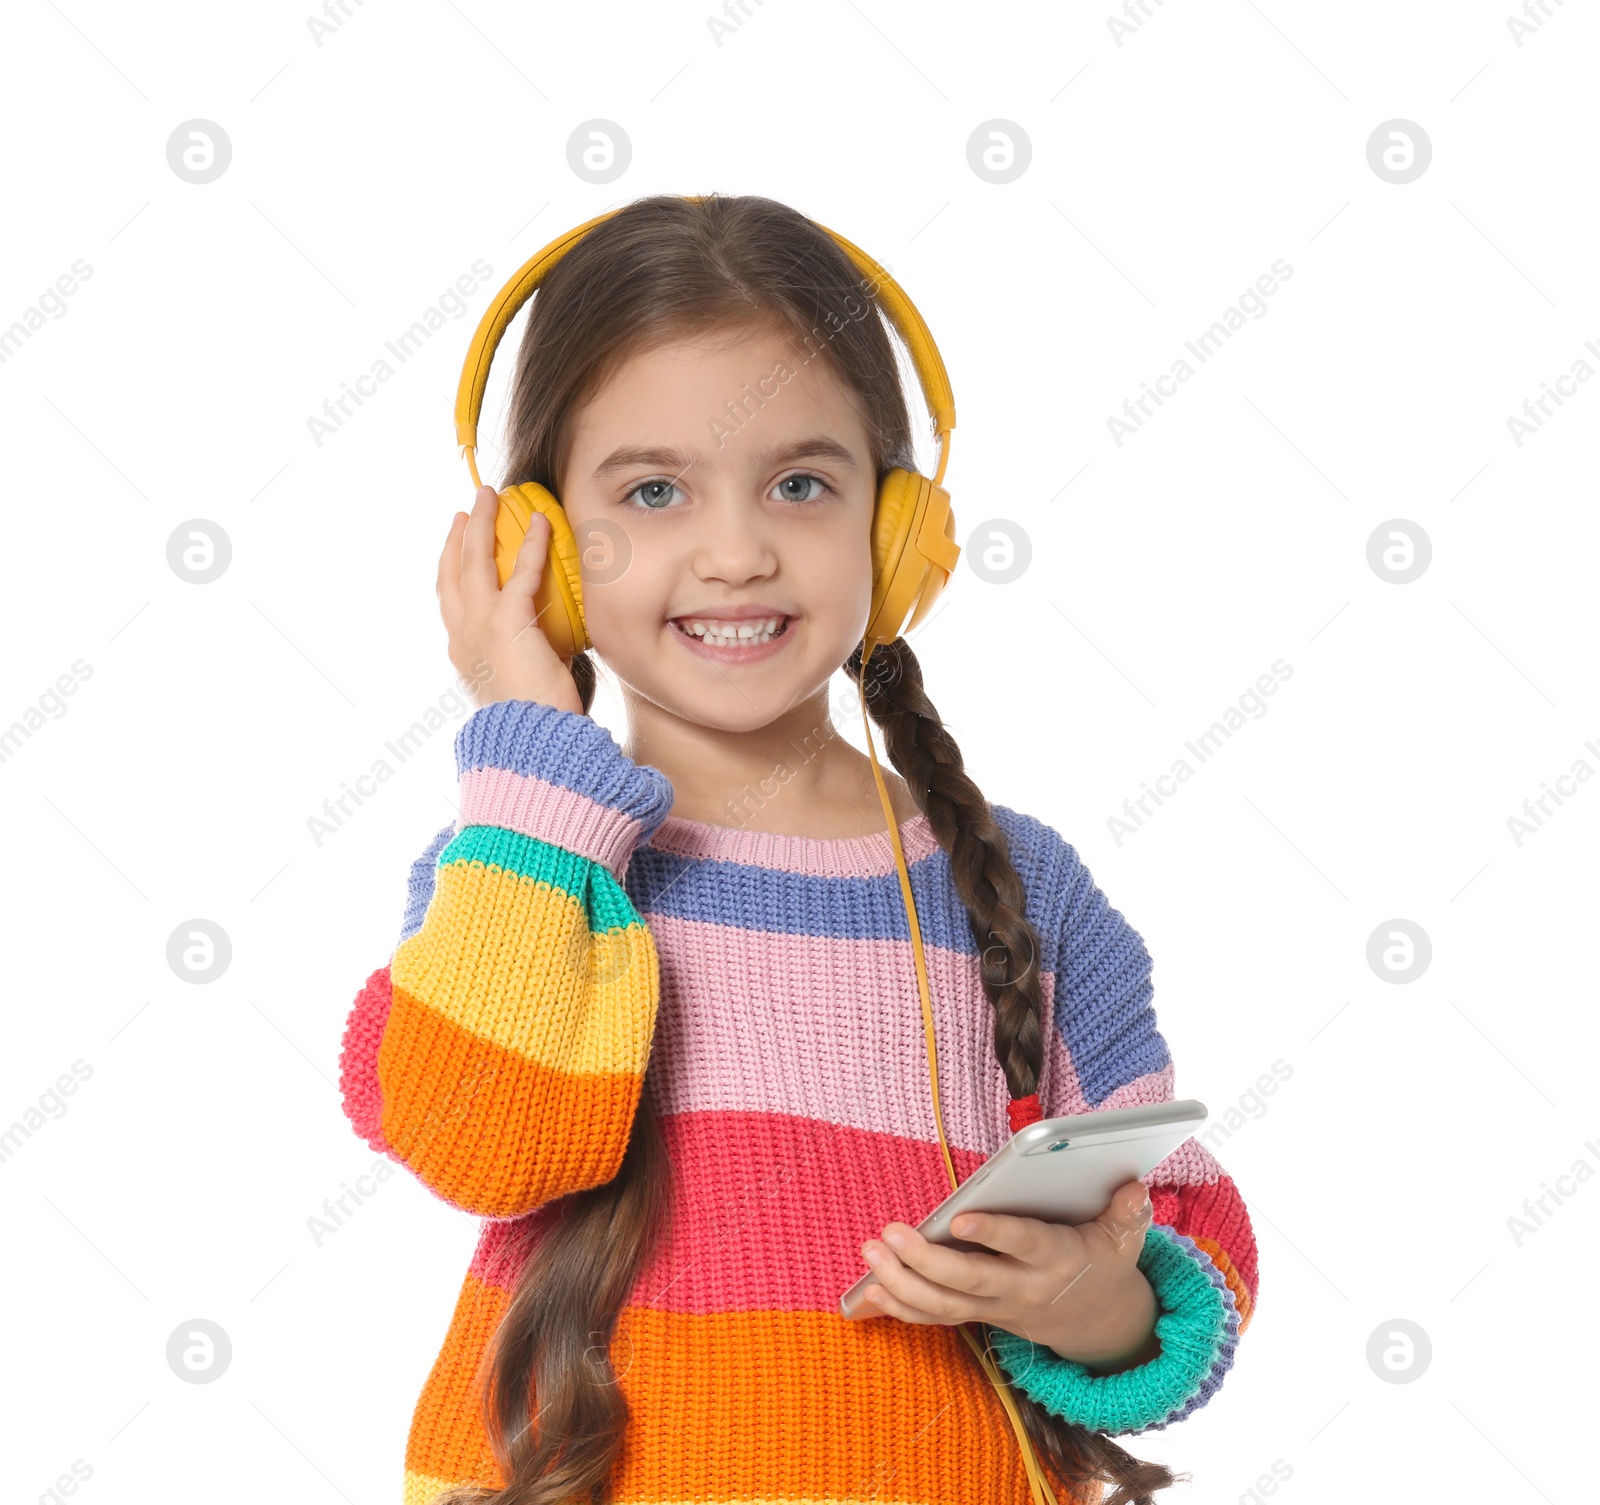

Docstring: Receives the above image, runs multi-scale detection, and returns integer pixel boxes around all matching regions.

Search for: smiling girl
[338,194,1257,1505]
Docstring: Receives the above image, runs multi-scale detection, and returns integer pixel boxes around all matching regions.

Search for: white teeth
[679,616,786,647]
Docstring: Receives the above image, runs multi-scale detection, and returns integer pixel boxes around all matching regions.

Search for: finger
[946,1210,1063,1268]
[856,1277,957,1327]
[437,511,469,621]
[503,508,551,604]
[1096,1180,1154,1256]
[502,514,562,658]
[878,1220,1015,1300]
[860,1237,981,1324]
[461,484,502,600]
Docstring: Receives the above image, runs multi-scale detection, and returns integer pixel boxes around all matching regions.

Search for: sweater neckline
[647,809,940,878]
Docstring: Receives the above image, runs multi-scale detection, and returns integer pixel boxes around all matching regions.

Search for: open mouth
[670,615,791,648]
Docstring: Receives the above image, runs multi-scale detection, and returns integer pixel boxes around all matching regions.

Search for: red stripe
[468,1110,989,1308]
[1152,1173,1258,1306]
[338,964,393,1156]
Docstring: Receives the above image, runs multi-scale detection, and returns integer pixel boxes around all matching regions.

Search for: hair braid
[845,637,1179,1505]
[845,639,1044,1098]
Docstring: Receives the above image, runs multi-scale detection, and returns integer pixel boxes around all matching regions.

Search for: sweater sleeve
[336,698,675,1220]
[991,837,1257,1436]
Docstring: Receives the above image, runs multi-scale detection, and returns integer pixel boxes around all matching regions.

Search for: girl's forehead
[569,327,869,447]
[597,322,805,387]
[585,434,864,487]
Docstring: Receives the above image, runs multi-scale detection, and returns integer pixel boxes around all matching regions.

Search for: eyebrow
[590,435,862,480]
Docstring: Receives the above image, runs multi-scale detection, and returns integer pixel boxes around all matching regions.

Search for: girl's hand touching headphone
[438,485,584,716]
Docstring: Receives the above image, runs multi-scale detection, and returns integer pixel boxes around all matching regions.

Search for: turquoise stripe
[989,1224,1235,1435]
[440,824,644,937]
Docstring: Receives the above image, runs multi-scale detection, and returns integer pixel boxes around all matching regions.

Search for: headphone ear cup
[493,483,589,659]
[864,468,961,650]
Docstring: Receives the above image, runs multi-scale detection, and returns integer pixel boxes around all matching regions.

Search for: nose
[689,485,779,585]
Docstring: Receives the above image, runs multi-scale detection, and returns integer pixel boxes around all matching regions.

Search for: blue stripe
[454,698,675,830]
[992,807,1172,1105]
[623,842,973,948]
[398,821,455,944]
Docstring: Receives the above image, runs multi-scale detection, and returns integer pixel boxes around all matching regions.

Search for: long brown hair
[434,193,1178,1505]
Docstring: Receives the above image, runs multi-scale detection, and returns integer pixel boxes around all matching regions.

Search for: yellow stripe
[391,859,658,1075]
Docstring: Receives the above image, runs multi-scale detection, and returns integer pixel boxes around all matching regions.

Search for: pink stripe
[1091,1065,1176,1113]
[470,1201,564,1289]
[645,911,1074,1156]
[644,912,1182,1154]
[1150,1134,1228,1188]
[648,810,941,878]
[458,766,644,878]
[466,1107,1229,1308]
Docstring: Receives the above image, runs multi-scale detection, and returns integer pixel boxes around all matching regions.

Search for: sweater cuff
[989,1225,1241,1436]
[454,699,675,881]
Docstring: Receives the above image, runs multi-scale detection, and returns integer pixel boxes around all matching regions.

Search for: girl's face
[558,321,879,733]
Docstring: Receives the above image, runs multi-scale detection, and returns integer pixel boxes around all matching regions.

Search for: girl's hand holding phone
[850,1178,1162,1374]
[438,484,584,715]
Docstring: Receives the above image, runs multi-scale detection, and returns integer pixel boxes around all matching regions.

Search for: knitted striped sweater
[338,698,1258,1505]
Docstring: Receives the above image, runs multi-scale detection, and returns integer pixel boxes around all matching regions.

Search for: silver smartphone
[838,1098,1208,1319]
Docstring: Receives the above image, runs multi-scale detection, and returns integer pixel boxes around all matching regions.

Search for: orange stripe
[1192,1236,1254,1333]
[610,1307,1067,1503]
[379,982,644,1216]
[403,1298,1091,1504]
[403,1270,508,1492]
[403,1481,1036,1505]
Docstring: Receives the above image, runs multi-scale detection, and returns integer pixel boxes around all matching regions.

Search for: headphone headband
[452,200,957,483]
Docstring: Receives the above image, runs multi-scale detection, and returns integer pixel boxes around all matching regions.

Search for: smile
[668,614,795,663]
[674,616,788,646]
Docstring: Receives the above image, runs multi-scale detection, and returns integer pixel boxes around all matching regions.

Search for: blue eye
[772,473,829,504]
[624,472,832,510]
[625,479,681,511]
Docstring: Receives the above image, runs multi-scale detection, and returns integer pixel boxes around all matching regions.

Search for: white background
[1,1,1596,1502]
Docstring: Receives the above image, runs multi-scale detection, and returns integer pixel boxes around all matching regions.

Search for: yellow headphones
[453,202,1062,1505]
[452,203,961,661]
